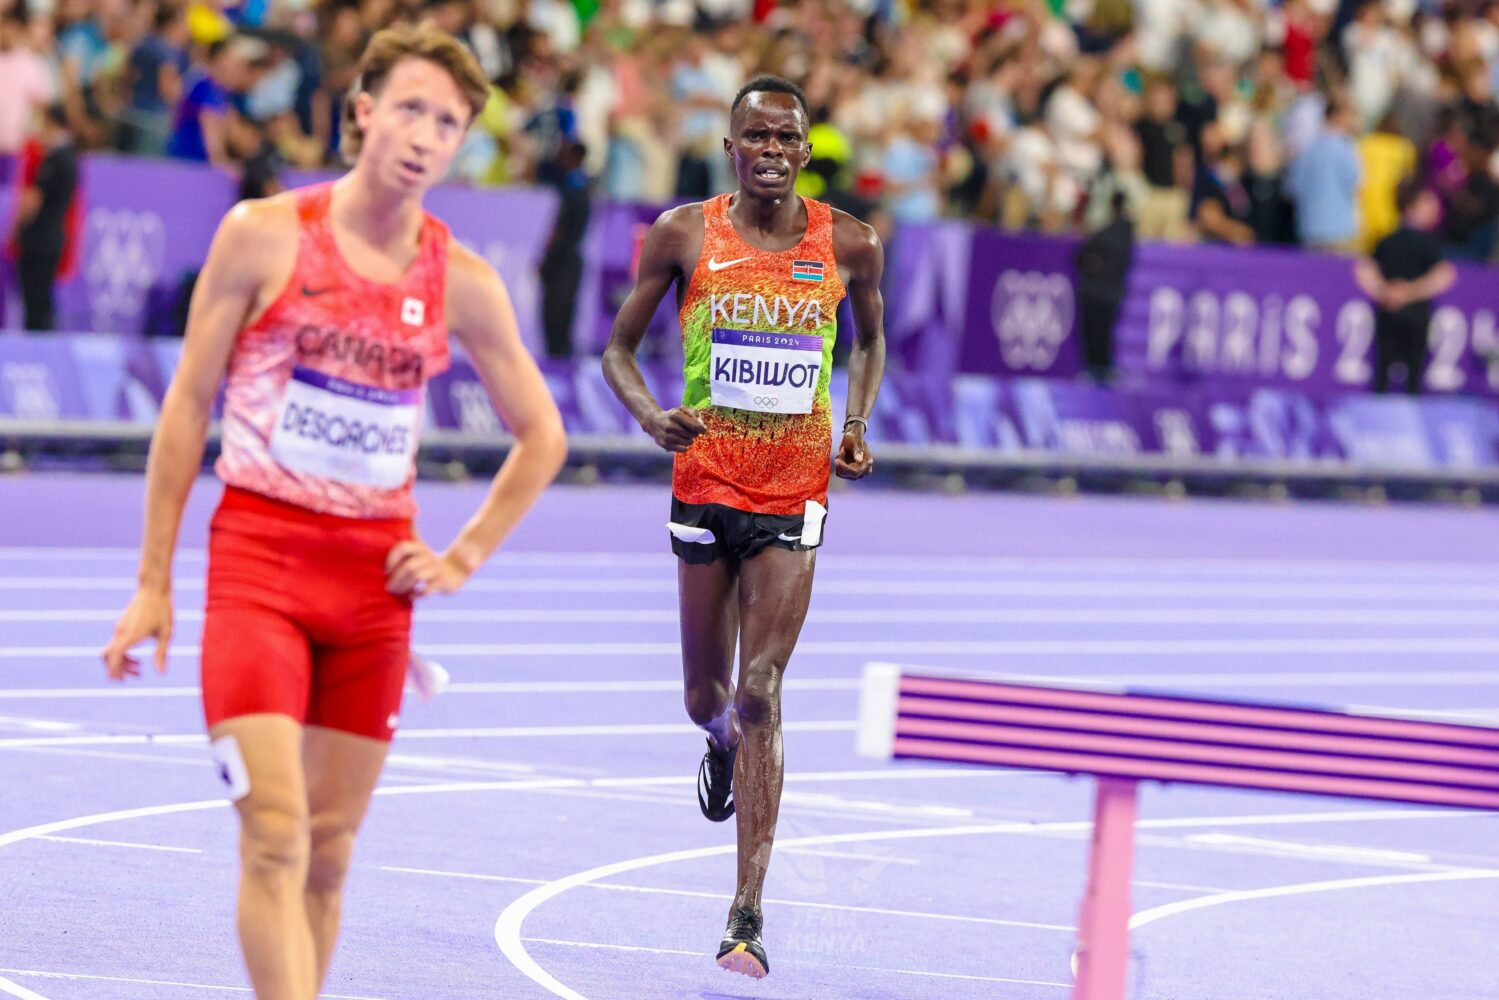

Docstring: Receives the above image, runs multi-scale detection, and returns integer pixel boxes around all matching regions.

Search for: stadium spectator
[1358,112,1419,251]
[1286,100,1362,252]
[166,37,255,170]
[122,4,192,156]
[1134,76,1193,241]
[4,0,1499,267]
[12,105,78,333]
[1075,190,1135,383]
[539,140,591,358]
[1355,179,1457,394]
[0,8,53,157]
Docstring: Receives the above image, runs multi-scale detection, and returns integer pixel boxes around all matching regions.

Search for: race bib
[709,329,823,415]
[269,366,421,487]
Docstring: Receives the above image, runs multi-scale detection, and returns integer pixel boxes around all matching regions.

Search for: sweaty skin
[602,89,886,923]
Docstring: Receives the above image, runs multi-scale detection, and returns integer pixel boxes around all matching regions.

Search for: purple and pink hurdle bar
[855,663,1499,1000]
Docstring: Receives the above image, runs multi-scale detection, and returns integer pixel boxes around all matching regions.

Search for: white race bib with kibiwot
[709,328,822,415]
[270,365,421,487]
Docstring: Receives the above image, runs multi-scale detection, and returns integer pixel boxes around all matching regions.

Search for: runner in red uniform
[102,23,566,999]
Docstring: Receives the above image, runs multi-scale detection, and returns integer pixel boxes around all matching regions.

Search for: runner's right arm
[102,201,289,679]
[601,206,707,453]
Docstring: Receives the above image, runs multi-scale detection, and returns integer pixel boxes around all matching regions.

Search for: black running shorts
[667,497,828,565]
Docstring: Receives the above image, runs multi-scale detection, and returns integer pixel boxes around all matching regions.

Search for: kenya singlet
[674,194,846,515]
[215,183,451,519]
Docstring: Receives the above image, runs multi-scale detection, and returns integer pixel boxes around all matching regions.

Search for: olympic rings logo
[752,396,779,407]
[992,270,1073,372]
[86,208,167,330]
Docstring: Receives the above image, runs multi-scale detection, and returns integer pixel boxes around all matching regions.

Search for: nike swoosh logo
[301,286,334,297]
[777,533,801,543]
[707,256,752,272]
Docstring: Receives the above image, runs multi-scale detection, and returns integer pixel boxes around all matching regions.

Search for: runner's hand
[102,588,173,681]
[386,539,471,598]
[645,407,708,453]
[835,429,874,481]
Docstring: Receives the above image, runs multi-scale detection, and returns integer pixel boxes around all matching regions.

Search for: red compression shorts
[201,486,414,742]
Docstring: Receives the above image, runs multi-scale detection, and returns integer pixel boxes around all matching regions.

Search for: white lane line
[0,687,207,699]
[0,770,1489,1000]
[8,576,1499,600]
[780,847,920,865]
[1185,834,1433,865]
[36,835,202,854]
[0,968,382,998]
[4,674,1499,707]
[389,721,856,740]
[884,966,1071,989]
[15,639,1499,661]
[600,766,1030,785]
[0,679,865,699]
[518,937,1074,988]
[522,937,696,956]
[5,746,211,767]
[0,548,205,560]
[1348,705,1499,722]
[0,734,206,749]
[389,864,1071,931]
[0,720,856,749]
[1133,879,1236,894]
[381,865,546,887]
[0,717,79,733]
[6,546,1499,578]
[590,883,1065,930]
[384,753,536,775]
[17,606,1499,625]
[489,806,1499,1000]
[0,977,45,1000]
[782,791,971,819]
[1128,869,1499,937]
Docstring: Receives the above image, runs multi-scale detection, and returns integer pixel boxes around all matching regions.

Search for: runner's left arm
[834,213,885,481]
[386,244,568,596]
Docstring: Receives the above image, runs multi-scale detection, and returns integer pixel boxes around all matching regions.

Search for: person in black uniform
[14,104,78,332]
[1074,191,1135,383]
[1354,179,1457,395]
[538,140,591,358]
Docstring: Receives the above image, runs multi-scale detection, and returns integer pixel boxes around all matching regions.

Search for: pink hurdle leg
[1074,776,1139,1000]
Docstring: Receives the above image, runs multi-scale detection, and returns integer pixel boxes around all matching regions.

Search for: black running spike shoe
[697,737,737,822]
[716,906,769,979]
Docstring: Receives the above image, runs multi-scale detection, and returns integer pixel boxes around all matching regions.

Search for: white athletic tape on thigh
[407,652,450,704]
[666,522,717,545]
[210,734,251,802]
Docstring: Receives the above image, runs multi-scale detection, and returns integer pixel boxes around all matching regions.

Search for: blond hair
[340,20,488,164]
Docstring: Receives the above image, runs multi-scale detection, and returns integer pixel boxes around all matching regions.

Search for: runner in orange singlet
[102,23,566,998]
[603,75,887,978]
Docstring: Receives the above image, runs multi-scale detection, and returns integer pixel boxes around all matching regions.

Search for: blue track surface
[0,474,1496,999]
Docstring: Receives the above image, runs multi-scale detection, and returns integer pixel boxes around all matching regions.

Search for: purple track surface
[0,473,1496,999]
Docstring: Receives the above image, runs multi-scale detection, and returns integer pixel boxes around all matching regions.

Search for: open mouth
[399,159,427,178]
[754,165,788,182]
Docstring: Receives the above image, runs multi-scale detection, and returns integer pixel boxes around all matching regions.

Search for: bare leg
[679,558,741,751]
[212,714,317,1000]
[302,725,388,991]
[730,546,816,915]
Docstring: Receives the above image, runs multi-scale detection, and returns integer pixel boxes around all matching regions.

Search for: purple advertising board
[9,332,1499,473]
[1114,242,1499,399]
[40,158,557,351]
[958,229,1084,379]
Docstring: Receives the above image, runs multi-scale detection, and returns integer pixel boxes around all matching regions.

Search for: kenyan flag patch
[791,259,824,283]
